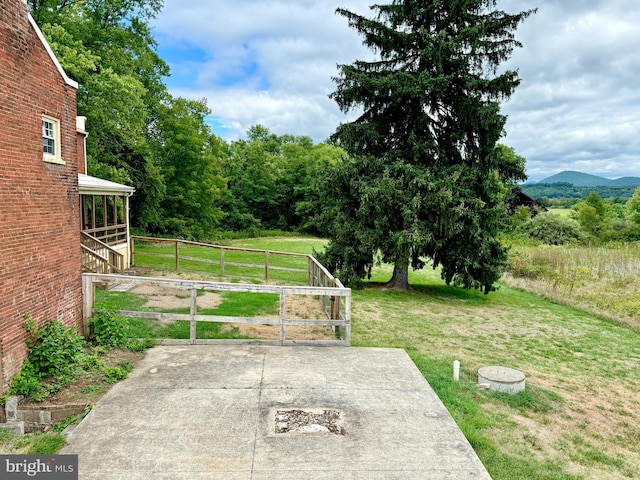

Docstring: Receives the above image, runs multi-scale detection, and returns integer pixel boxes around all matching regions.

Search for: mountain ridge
[532,171,640,187]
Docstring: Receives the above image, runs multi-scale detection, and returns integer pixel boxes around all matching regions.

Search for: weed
[50,404,93,433]
[23,317,86,379]
[8,360,42,397]
[89,309,130,348]
[80,384,105,394]
[127,338,156,352]
[78,354,104,371]
[50,414,79,433]
[25,433,66,454]
[103,360,134,384]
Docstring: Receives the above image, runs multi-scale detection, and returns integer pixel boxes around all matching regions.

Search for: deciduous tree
[150,97,225,239]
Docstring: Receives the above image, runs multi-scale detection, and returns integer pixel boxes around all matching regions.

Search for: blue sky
[152,0,640,181]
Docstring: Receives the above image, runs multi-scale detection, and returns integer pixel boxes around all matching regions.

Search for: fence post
[130,236,135,267]
[344,293,351,345]
[190,287,197,344]
[265,251,269,284]
[331,279,341,337]
[220,247,225,277]
[279,290,285,345]
[82,274,94,339]
[175,241,180,270]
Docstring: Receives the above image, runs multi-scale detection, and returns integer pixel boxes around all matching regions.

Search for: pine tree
[323,0,534,292]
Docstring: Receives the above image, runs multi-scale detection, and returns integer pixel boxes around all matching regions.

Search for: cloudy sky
[152,0,640,181]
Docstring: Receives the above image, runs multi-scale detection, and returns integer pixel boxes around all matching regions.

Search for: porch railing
[83,224,127,246]
[81,232,124,273]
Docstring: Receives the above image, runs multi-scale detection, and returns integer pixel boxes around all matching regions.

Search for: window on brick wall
[42,115,64,164]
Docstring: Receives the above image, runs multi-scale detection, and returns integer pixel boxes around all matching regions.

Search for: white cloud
[153,0,640,179]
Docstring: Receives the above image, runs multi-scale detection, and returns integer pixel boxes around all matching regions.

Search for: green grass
[113,235,640,478]
[95,288,278,341]
[132,237,328,284]
[209,292,278,317]
[548,208,573,218]
[0,429,67,455]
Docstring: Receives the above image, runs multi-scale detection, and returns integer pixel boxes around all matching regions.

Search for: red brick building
[0,0,83,392]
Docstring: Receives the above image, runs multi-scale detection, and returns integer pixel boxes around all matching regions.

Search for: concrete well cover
[478,365,526,394]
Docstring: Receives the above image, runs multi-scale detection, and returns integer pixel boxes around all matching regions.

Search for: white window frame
[42,115,64,164]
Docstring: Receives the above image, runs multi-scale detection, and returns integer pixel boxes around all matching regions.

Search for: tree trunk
[386,261,410,290]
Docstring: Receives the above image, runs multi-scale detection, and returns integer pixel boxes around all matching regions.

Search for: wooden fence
[82,273,351,346]
[131,235,314,284]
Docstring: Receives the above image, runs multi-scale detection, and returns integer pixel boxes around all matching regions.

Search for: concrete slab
[62,345,490,479]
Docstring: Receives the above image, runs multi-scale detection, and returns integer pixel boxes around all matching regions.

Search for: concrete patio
[62,345,491,479]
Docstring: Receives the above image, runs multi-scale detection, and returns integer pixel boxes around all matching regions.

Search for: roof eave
[28,13,78,89]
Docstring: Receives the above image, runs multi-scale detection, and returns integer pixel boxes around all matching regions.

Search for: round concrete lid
[478,366,525,384]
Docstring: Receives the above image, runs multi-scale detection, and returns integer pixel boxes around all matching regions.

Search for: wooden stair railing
[81,232,124,273]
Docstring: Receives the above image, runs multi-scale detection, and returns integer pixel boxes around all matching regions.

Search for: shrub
[23,318,86,379]
[89,309,129,348]
[518,213,588,245]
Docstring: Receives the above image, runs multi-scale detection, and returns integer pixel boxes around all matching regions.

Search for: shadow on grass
[361,281,491,305]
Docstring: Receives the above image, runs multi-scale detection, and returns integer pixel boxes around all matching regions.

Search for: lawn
[131,236,326,284]
[213,237,640,480]
[547,208,573,218]
[8,236,636,477]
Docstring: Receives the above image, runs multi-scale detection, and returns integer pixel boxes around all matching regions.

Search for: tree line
[511,190,640,245]
[521,183,638,207]
[29,0,344,240]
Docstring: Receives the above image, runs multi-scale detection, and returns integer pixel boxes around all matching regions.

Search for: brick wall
[0,0,83,392]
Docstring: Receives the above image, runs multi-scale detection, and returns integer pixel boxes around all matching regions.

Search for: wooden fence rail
[81,232,124,273]
[130,235,310,283]
[129,235,348,324]
[83,273,351,346]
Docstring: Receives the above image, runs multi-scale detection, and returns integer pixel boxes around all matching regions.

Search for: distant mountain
[535,171,640,187]
[610,177,640,186]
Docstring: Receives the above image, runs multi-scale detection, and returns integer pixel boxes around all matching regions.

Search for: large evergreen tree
[322,0,534,292]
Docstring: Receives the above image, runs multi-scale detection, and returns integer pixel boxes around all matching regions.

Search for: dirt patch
[234,324,336,341]
[19,349,146,408]
[129,284,222,310]
[125,280,334,341]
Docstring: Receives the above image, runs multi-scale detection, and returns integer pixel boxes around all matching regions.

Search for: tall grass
[505,243,640,327]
